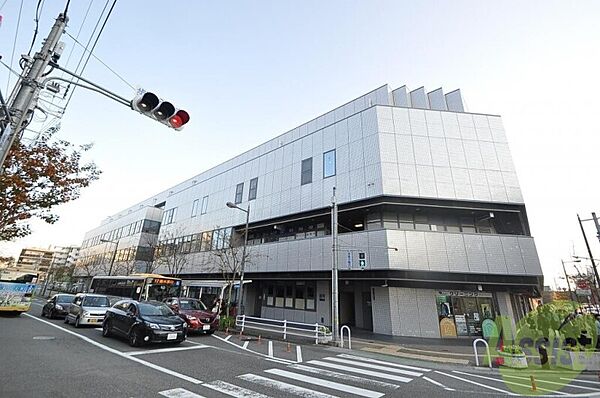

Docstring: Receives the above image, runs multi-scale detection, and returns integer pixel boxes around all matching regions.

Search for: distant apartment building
[14,246,80,281]
[77,84,543,339]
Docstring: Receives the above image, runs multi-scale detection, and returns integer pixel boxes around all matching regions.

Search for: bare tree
[138,233,161,274]
[111,247,139,276]
[154,227,190,277]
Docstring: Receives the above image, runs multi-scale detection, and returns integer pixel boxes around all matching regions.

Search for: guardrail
[236,315,333,344]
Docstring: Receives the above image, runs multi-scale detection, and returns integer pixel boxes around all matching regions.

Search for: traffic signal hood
[131,90,190,130]
[358,252,367,270]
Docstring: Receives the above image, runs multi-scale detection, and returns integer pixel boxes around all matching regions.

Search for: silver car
[65,294,111,328]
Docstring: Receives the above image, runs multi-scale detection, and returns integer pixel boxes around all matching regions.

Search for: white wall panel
[408,109,427,136]
[381,162,401,195]
[379,133,398,163]
[416,165,437,197]
[495,143,516,172]
[323,126,335,150]
[518,237,542,275]
[463,141,485,169]
[398,164,419,196]
[405,231,429,270]
[363,135,380,166]
[447,138,467,168]
[500,236,527,275]
[392,107,411,135]
[473,114,493,141]
[480,141,500,170]
[482,235,508,274]
[424,232,450,271]
[413,136,433,165]
[463,234,488,273]
[441,112,460,138]
[396,135,415,164]
[444,233,469,272]
[361,108,378,137]
[386,230,409,269]
[349,140,365,170]
[376,107,395,133]
[430,137,450,167]
[335,119,349,145]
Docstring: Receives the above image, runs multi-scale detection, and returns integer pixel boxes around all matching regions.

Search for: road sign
[346,251,352,269]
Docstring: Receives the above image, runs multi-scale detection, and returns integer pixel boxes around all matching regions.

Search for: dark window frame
[248,177,258,201]
[301,158,313,185]
[323,149,336,178]
[235,183,244,204]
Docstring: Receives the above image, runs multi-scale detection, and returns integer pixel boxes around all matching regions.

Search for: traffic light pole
[0,13,68,171]
[331,187,340,345]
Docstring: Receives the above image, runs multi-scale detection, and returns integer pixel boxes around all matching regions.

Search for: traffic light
[131,89,190,130]
[358,252,367,270]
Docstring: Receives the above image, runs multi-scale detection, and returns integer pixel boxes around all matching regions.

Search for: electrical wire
[64,0,118,108]
[64,30,135,90]
[63,0,71,16]
[6,0,24,95]
[27,0,44,56]
[0,0,8,12]
[0,59,22,78]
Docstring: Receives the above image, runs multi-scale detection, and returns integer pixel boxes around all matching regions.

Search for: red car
[164,297,219,334]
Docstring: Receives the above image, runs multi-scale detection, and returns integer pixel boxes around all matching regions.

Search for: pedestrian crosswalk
[159,353,429,397]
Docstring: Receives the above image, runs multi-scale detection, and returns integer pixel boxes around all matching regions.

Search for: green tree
[0,133,100,241]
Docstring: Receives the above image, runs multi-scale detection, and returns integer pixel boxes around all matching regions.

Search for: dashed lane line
[500,373,600,392]
[560,378,600,386]
[211,333,296,364]
[422,376,455,392]
[322,356,423,377]
[337,353,432,372]
[203,380,271,398]
[289,364,400,390]
[23,314,203,385]
[434,370,517,396]
[127,344,210,356]
[306,360,412,383]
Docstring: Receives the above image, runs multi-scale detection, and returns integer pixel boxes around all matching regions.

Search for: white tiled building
[76,84,542,338]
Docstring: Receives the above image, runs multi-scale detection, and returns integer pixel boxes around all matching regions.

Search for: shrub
[219,316,235,331]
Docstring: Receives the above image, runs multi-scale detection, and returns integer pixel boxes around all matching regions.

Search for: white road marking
[561,378,600,386]
[127,344,209,356]
[224,335,232,341]
[306,360,412,383]
[434,370,516,395]
[242,341,249,349]
[422,376,455,391]
[268,341,273,357]
[264,357,293,365]
[322,357,422,377]
[159,388,206,398]
[453,370,568,395]
[238,373,338,398]
[264,368,384,398]
[203,380,270,398]
[94,327,103,331]
[501,373,600,392]
[23,314,203,385]
[211,334,295,364]
[289,364,400,390]
[296,345,303,363]
[337,353,431,372]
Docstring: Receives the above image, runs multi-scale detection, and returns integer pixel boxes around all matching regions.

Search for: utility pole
[577,214,600,300]
[331,187,340,345]
[0,12,68,170]
[561,259,575,302]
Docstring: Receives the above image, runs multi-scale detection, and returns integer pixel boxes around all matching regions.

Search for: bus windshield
[0,271,37,313]
[147,283,181,302]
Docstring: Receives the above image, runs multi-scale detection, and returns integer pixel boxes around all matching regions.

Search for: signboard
[439,318,457,338]
[437,290,492,298]
[346,251,352,270]
[0,282,35,312]
[576,289,592,296]
[455,314,468,335]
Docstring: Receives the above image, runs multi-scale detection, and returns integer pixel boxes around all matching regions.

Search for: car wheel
[49,309,55,319]
[128,328,142,347]
[74,316,81,328]
[102,321,112,337]
[41,307,47,318]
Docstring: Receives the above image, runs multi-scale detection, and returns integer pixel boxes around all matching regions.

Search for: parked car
[102,300,187,347]
[64,293,110,328]
[41,294,75,318]
[164,297,219,334]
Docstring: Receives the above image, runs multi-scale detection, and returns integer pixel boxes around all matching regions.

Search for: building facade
[77,84,543,338]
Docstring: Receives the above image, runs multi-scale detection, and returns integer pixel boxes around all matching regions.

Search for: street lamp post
[100,238,119,276]
[226,202,250,316]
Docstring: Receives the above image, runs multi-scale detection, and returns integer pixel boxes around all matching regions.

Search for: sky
[0,0,599,289]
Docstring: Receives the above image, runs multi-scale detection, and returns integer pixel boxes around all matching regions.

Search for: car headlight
[55,304,63,310]
[144,321,160,330]
[82,311,89,317]
[188,316,197,321]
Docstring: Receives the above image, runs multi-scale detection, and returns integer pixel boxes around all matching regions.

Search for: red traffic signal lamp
[131,90,190,130]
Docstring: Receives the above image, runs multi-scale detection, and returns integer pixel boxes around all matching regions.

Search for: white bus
[89,273,182,302]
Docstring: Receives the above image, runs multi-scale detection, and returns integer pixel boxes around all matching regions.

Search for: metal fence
[236,315,332,344]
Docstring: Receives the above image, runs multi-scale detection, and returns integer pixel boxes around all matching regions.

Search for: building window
[301,158,313,185]
[201,195,208,214]
[263,281,316,311]
[235,183,244,204]
[191,199,199,217]
[323,150,336,178]
[163,208,177,225]
[248,177,258,201]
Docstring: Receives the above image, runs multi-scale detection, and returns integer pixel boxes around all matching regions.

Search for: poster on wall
[480,303,492,319]
[455,314,468,335]
[439,318,457,338]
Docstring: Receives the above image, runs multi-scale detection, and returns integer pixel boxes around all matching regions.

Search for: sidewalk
[348,329,483,365]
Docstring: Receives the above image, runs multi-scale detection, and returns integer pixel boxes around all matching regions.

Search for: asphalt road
[2,299,600,398]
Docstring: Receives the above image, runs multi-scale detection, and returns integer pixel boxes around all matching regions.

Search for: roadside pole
[0,13,68,171]
[331,187,339,345]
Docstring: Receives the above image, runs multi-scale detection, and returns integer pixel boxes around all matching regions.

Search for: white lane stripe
[242,341,250,349]
[224,335,232,341]
[203,380,271,398]
[502,374,600,392]
[453,371,568,395]
[307,360,412,383]
[296,345,303,363]
[290,364,400,390]
[127,344,209,356]
[211,334,295,364]
[322,357,422,377]
[264,369,384,398]
[337,354,431,372]
[238,373,338,398]
[23,314,203,385]
[561,378,600,386]
[159,388,206,398]
[422,376,455,392]
[434,371,516,395]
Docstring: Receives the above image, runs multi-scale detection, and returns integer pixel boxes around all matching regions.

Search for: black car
[102,300,187,347]
[41,294,75,318]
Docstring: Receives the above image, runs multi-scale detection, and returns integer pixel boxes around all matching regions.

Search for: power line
[27,0,44,56]
[0,59,22,78]
[65,31,134,91]
[0,0,8,12]
[6,0,24,96]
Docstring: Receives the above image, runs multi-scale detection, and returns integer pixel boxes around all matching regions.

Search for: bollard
[239,330,243,339]
[286,342,291,352]
[258,335,262,345]
[225,327,229,335]
[530,375,537,392]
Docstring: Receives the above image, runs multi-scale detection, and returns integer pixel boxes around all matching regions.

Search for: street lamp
[226,201,250,316]
[100,238,119,276]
